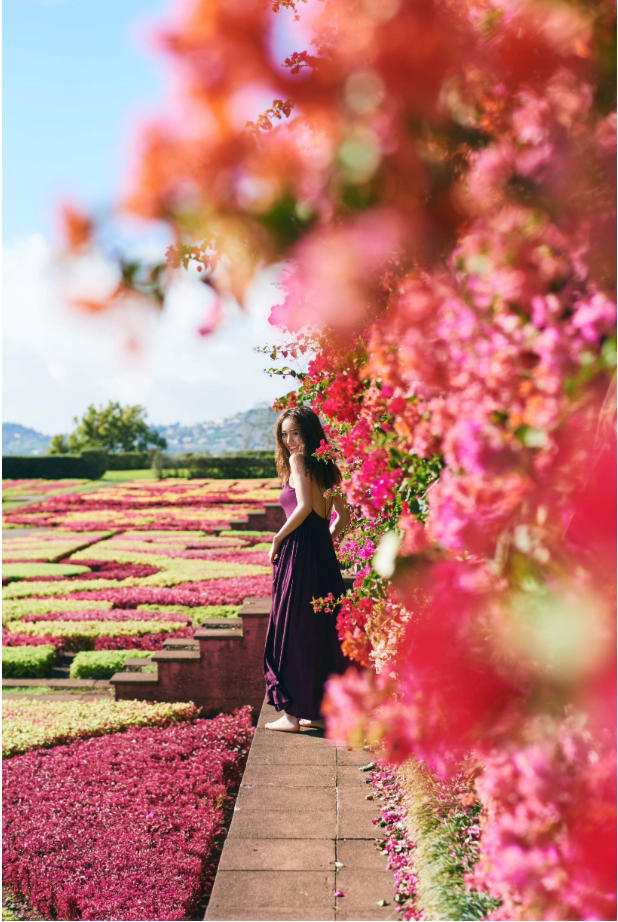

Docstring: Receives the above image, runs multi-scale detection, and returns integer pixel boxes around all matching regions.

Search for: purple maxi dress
[264,482,350,719]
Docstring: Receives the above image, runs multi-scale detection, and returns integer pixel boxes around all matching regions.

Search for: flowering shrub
[52,0,617,916]
[2,698,200,758]
[2,708,254,919]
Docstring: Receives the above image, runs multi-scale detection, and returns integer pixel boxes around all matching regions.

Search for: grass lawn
[101,469,157,481]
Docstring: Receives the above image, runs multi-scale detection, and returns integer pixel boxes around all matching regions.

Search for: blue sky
[4,0,169,242]
[3,0,296,432]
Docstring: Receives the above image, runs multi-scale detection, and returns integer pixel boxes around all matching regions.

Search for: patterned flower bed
[3,478,280,531]
[2,479,87,500]
[2,697,200,758]
[3,706,253,920]
[1,530,111,561]
[2,482,275,677]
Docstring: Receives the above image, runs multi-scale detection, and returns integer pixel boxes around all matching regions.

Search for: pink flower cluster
[2,708,254,920]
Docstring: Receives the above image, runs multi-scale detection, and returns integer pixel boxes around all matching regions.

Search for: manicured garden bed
[3,702,254,919]
[3,489,275,680]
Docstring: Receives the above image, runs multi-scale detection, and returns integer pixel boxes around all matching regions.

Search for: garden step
[162,638,200,650]
[122,658,158,671]
[193,627,243,641]
[50,667,71,678]
[112,595,272,716]
[237,597,271,617]
[110,671,159,686]
[2,678,111,688]
[151,650,202,663]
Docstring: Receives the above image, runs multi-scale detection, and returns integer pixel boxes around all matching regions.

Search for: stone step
[2,677,111,689]
[122,658,158,671]
[151,650,201,663]
[193,627,243,641]
[110,671,159,686]
[162,638,200,650]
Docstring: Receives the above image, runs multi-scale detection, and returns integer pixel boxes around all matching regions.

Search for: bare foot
[299,718,326,730]
[265,712,300,732]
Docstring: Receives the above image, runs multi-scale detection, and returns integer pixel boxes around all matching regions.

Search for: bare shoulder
[290,453,307,476]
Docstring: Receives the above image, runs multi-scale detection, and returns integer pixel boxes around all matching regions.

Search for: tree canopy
[48,403,167,455]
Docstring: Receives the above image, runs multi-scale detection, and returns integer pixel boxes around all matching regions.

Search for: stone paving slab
[236,784,335,811]
[208,870,336,910]
[205,699,391,922]
[246,746,337,766]
[240,764,337,787]
[337,839,388,871]
[335,868,395,907]
[230,809,336,840]
[208,910,336,921]
[218,839,335,872]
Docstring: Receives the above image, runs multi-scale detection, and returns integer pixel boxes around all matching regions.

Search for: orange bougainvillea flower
[58,202,94,252]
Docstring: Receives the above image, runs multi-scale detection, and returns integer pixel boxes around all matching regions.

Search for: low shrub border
[2,645,57,679]
[69,650,154,679]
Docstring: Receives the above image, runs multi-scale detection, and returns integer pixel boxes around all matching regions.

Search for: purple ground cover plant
[3,707,254,920]
[369,765,421,920]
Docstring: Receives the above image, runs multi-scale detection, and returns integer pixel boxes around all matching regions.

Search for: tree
[47,402,167,454]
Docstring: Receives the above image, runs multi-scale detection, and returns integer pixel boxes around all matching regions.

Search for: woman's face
[281,418,302,455]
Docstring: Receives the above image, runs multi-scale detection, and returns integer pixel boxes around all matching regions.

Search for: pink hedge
[61,574,272,607]
[2,632,66,654]
[2,707,254,921]
[22,609,192,624]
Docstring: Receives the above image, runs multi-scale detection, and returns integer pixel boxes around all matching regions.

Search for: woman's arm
[329,491,350,541]
[269,454,313,564]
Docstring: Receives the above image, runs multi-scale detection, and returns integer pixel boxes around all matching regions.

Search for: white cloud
[2,234,294,432]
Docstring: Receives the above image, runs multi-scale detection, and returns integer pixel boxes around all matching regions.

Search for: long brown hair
[275,407,343,492]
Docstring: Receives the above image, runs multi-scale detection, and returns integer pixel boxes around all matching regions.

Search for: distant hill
[3,404,280,457]
[155,404,279,455]
[2,423,53,456]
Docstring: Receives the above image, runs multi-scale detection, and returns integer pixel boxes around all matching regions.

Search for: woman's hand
[269,537,281,565]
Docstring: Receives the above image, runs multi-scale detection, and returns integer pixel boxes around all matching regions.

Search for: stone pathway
[205,701,395,922]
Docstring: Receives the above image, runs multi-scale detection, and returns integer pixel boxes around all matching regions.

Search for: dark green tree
[47,402,167,454]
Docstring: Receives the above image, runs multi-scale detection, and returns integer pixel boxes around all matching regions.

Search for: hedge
[106,451,153,470]
[2,645,57,678]
[70,650,154,679]
[163,453,277,479]
[2,451,108,480]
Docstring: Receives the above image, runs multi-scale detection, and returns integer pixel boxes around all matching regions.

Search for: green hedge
[163,453,277,479]
[106,452,153,470]
[2,451,108,480]
[2,645,57,678]
[70,650,154,679]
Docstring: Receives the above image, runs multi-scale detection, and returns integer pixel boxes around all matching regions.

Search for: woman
[264,406,351,732]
